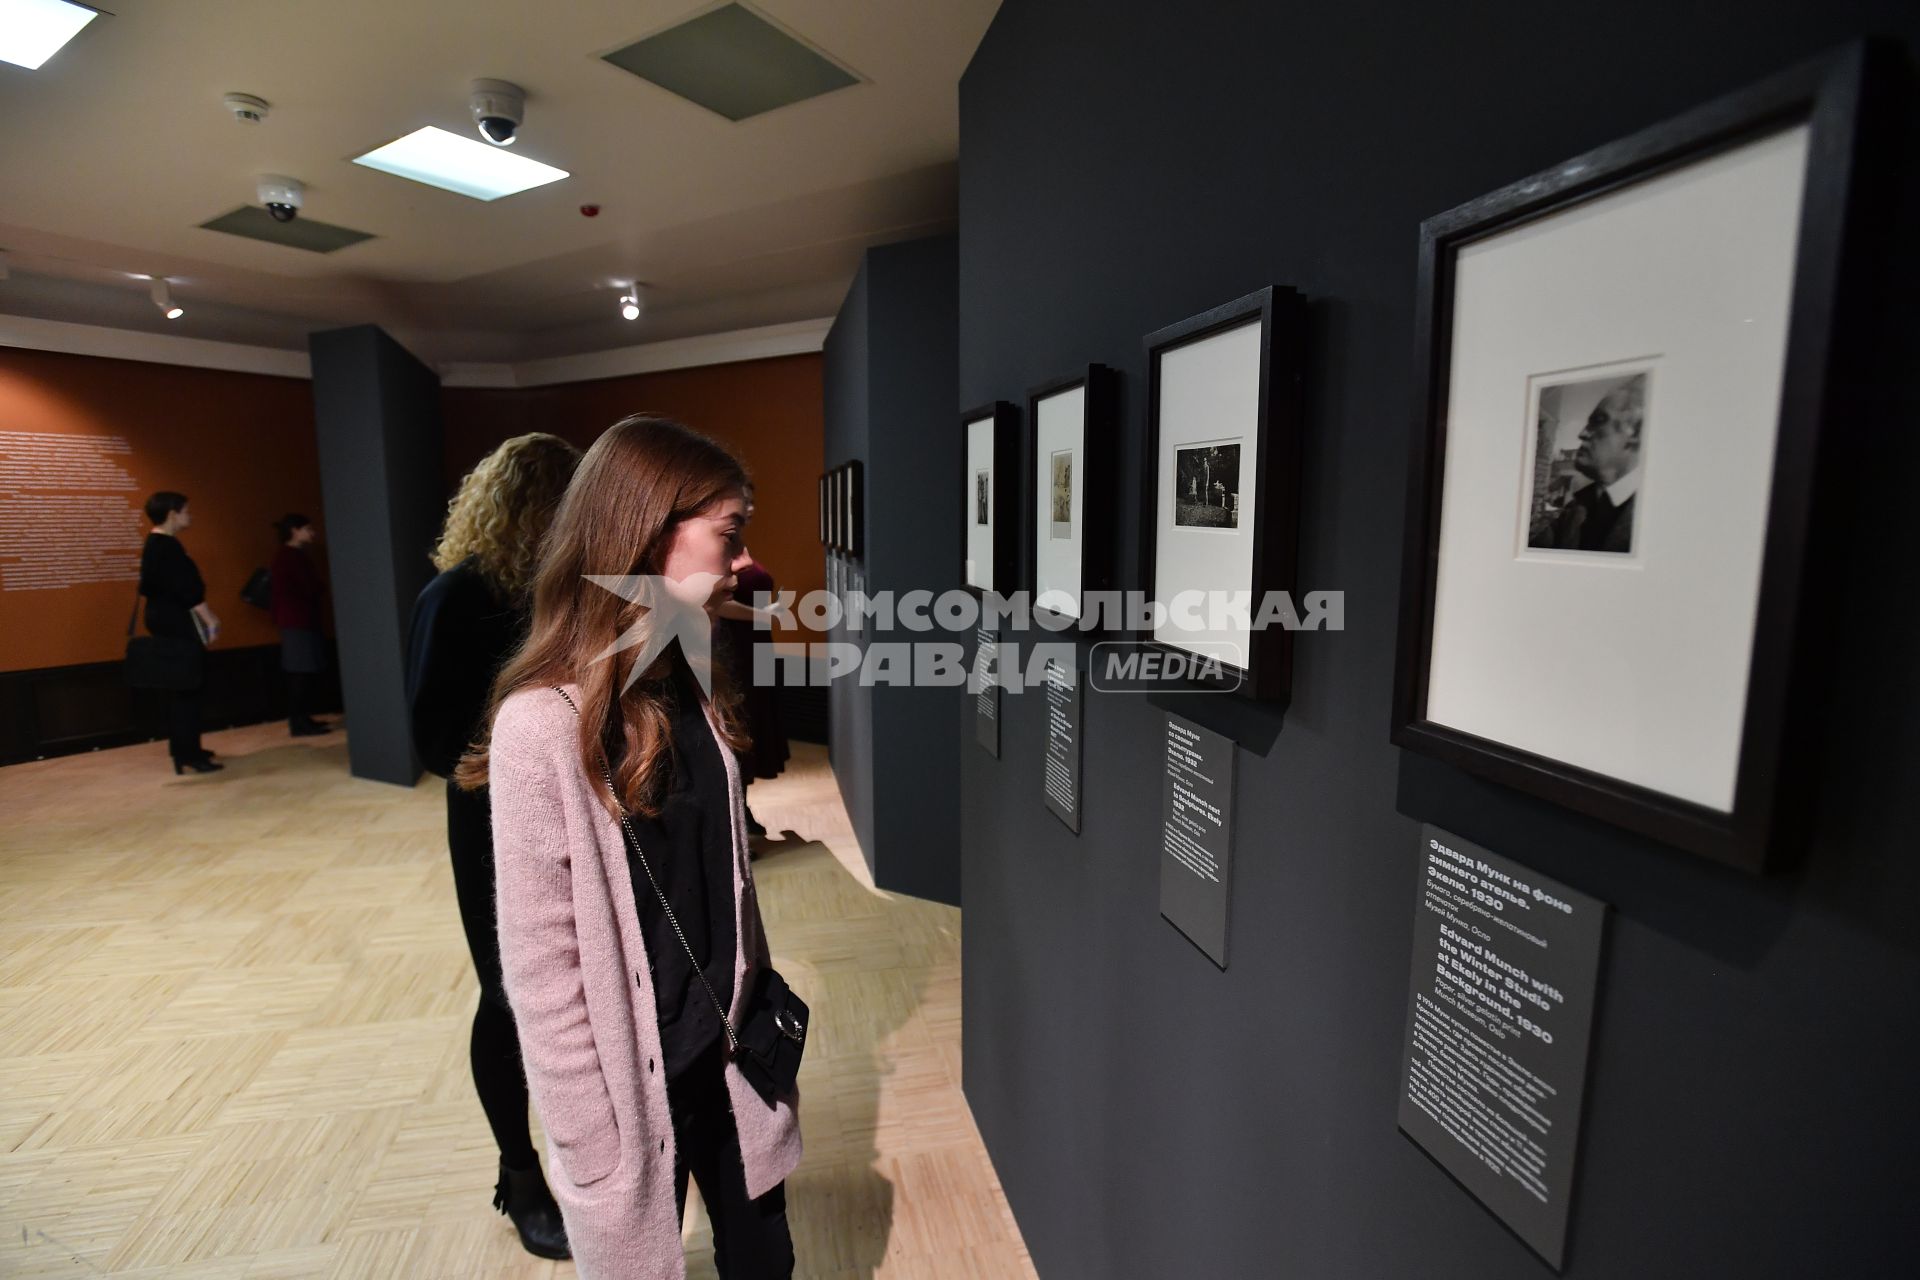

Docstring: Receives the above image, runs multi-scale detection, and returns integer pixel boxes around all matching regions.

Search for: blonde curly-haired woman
[404,431,581,1258]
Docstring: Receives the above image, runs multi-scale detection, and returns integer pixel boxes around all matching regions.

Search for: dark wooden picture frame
[828,465,843,552]
[842,459,865,560]
[1139,286,1305,702]
[960,401,1020,598]
[1024,365,1118,630]
[1391,43,1877,872]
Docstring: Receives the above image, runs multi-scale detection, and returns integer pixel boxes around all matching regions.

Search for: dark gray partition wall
[823,236,962,905]
[309,326,445,786]
[958,5,1919,1279]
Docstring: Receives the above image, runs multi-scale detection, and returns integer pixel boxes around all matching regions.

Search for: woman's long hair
[432,432,582,605]
[453,415,750,817]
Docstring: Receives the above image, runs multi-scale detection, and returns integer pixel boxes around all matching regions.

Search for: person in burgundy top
[269,514,332,737]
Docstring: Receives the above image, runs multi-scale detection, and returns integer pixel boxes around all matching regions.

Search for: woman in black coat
[403,432,579,1259]
[139,490,223,774]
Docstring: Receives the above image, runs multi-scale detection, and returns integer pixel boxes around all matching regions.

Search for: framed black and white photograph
[1141,286,1305,701]
[1173,442,1242,530]
[1391,44,1877,871]
[1026,366,1117,626]
[828,465,843,552]
[962,402,1019,596]
[1523,366,1652,556]
[842,459,864,560]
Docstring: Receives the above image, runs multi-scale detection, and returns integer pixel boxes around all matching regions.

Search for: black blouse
[138,532,205,639]
[620,654,737,1080]
[404,557,527,779]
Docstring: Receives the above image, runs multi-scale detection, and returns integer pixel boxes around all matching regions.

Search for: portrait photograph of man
[1525,370,1649,555]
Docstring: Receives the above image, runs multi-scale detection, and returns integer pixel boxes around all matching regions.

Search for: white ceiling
[0,0,997,364]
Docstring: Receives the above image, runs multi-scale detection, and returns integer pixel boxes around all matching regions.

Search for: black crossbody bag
[553,687,807,1104]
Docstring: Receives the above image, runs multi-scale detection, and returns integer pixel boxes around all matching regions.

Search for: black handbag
[240,568,273,610]
[124,589,204,691]
[553,687,808,1104]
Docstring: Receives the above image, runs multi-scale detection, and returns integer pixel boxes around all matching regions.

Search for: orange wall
[0,347,825,674]
[0,348,323,672]
[441,353,825,634]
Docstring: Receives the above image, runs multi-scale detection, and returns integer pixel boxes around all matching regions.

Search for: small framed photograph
[1391,43,1877,871]
[828,465,843,552]
[1141,286,1305,701]
[1026,365,1117,626]
[962,401,1019,596]
[843,459,864,560]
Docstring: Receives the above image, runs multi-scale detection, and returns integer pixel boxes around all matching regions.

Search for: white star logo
[584,574,722,695]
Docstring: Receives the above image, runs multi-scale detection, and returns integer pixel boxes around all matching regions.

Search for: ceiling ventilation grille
[602,3,859,122]
[198,207,376,254]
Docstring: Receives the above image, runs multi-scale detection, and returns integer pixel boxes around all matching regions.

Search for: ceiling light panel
[603,3,859,122]
[0,0,100,70]
[352,126,568,201]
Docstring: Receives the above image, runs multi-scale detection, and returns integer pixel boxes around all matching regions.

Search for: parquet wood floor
[0,722,1033,1279]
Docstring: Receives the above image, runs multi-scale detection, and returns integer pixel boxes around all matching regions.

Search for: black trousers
[446,779,539,1168]
[286,672,315,728]
[166,687,204,762]
[669,1038,795,1278]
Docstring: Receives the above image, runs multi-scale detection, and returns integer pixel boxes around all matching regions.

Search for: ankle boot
[493,1158,570,1260]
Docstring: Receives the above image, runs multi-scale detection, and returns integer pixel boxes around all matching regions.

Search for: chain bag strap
[551,686,806,1099]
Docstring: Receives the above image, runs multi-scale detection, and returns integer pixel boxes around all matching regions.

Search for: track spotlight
[150,277,183,320]
[619,291,641,321]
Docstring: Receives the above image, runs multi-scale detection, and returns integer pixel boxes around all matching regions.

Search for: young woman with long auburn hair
[455,416,800,1279]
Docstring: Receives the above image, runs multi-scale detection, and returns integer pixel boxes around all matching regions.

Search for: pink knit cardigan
[488,681,802,1280]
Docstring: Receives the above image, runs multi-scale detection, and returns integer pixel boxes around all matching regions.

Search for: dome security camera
[223,93,270,125]
[471,79,525,147]
[257,175,304,223]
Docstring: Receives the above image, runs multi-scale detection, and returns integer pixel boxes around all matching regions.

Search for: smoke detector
[223,93,270,124]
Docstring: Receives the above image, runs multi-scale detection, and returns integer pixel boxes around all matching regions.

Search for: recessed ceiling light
[352,126,568,201]
[0,0,100,71]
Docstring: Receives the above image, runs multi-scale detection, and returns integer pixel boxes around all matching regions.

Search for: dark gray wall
[958,4,1918,1278]
[824,236,963,904]
[309,325,445,786]
[823,261,876,868]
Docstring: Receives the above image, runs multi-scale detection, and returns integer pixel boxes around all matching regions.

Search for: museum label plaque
[972,623,1000,757]
[1397,825,1607,1270]
[1158,714,1234,966]
[1042,656,1081,832]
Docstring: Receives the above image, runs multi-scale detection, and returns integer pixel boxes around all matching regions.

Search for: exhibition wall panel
[0,347,322,672]
[958,2,1918,1277]
[0,347,339,765]
[0,345,826,763]
[824,262,877,874]
[824,236,962,905]
[310,325,444,786]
